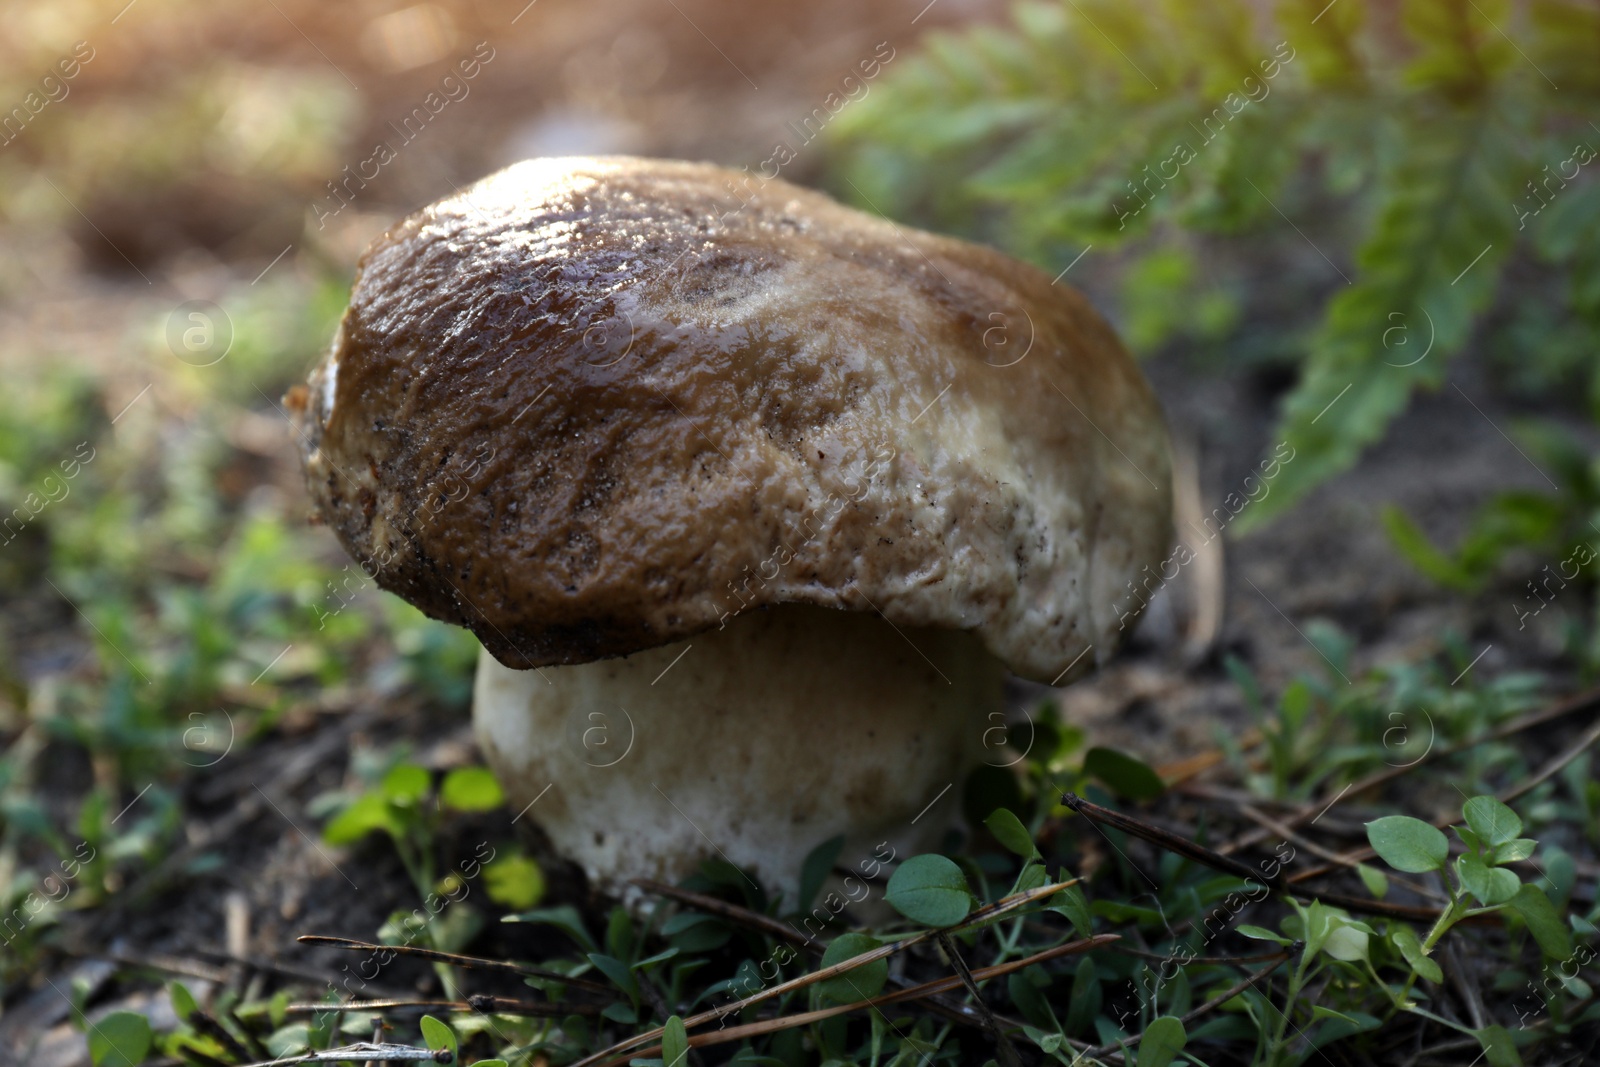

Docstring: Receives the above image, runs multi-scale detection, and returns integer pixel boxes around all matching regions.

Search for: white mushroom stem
[473,604,1005,905]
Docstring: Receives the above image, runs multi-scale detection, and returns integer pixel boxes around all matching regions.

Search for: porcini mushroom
[292,157,1170,903]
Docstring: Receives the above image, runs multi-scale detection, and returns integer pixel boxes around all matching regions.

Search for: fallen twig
[1083,949,1294,1063]
[631,879,813,946]
[588,934,1119,1067]
[1235,802,1447,903]
[229,1045,449,1066]
[936,931,1022,1067]
[1062,793,1443,922]
[296,935,615,997]
[570,878,1083,1067]
[283,995,600,1017]
[634,872,1026,1037]
[1106,943,1291,966]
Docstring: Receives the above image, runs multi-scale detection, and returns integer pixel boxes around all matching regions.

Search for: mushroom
[291,157,1170,903]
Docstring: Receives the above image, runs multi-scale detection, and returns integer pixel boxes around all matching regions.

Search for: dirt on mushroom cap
[294,156,1171,682]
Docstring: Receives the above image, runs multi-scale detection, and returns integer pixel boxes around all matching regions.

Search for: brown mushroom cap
[293,156,1170,682]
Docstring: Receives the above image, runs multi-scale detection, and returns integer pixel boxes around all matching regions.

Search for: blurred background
[1,0,1597,1064]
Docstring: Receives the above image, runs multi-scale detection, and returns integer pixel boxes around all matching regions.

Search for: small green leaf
[1238,924,1291,946]
[474,1061,509,1067]
[501,905,596,952]
[1322,920,1370,963]
[1381,506,1479,589]
[1544,844,1577,906]
[1458,853,1520,907]
[1092,899,1165,926]
[1357,863,1389,899]
[1049,883,1092,939]
[440,767,504,812]
[662,1015,690,1067]
[1008,973,1054,1029]
[1473,1024,1522,1067]
[1366,816,1448,873]
[1066,955,1100,1037]
[484,853,546,911]
[1010,860,1049,894]
[425,900,484,955]
[817,933,888,1003]
[1463,797,1523,847]
[321,792,398,845]
[884,854,974,927]
[1297,900,1334,959]
[632,947,681,971]
[1493,838,1538,864]
[1390,923,1443,984]
[1508,883,1573,958]
[1135,1015,1186,1067]
[1083,747,1166,802]
[605,905,634,960]
[1024,1026,1065,1054]
[168,981,197,1022]
[663,912,732,953]
[797,835,845,915]
[419,1015,457,1059]
[268,990,289,1028]
[586,953,640,1001]
[264,1022,311,1058]
[1225,655,1264,715]
[88,1011,152,1067]
[984,808,1040,859]
[381,763,431,804]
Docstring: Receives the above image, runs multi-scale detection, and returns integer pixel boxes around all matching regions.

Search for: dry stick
[186,946,370,992]
[1061,793,1443,923]
[935,931,1022,1067]
[1064,793,1269,884]
[590,935,1120,1067]
[296,935,616,997]
[635,876,1001,1039]
[283,996,599,1017]
[631,879,811,946]
[1289,695,1600,885]
[569,879,1081,1067]
[1214,683,1600,859]
[1235,803,1448,904]
[1235,804,1369,869]
[1499,706,1600,804]
[102,950,229,986]
[363,1016,384,1067]
[228,1046,447,1066]
[1107,944,1293,966]
[1438,941,1486,1032]
[1082,951,1294,1063]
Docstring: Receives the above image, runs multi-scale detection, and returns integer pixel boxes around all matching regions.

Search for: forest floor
[1,1,1595,1064]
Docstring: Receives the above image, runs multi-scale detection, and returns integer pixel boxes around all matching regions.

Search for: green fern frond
[830,0,1592,528]
[1246,103,1526,528]
[1277,0,1370,89]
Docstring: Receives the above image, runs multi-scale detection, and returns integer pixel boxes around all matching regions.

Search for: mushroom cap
[293,156,1171,683]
